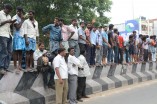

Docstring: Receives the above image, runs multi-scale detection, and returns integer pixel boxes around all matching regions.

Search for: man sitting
[34,42,54,89]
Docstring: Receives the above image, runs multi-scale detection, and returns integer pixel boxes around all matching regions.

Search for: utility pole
[132,0,135,19]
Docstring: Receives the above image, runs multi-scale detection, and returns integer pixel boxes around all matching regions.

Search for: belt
[69,39,78,41]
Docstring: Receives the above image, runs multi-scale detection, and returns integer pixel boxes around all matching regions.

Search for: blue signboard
[125,19,139,34]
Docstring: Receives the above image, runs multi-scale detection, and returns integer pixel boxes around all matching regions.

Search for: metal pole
[132,0,135,19]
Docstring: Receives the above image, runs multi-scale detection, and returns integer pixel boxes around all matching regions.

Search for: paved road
[79,80,157,104]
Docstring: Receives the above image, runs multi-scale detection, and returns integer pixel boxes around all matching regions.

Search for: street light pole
[132,0,135,19]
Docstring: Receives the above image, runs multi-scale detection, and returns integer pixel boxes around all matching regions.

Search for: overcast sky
[108,0,157,24]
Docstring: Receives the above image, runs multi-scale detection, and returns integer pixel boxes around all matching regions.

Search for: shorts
[13,32,25,51]
[25,38,36,51]
[103,44,108,57]
[129,45,135,55]
[50,40,60,53]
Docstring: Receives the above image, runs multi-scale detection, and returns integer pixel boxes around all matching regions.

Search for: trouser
[77,77,86,100]
[50,40,60,54]
[42,69,55,87]
[55,79,68,104]
[90,45,96,65]
[152,52,156,62]
[119,48,123,64]
[103,45,108,58]
[69,40,80,57]
[113,46,119,63]
[68,75,77,104]
[143,49,148,62]
[86,45,96,65]
[96,46,103,65]
[86,45,91,64]
[108,47,113,63]
[79,43,86,53]
[0,36,12,70]
[124,49,130,63]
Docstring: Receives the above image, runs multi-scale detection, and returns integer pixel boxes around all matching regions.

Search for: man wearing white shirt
[96,26,103,66]
[33,42,47,61]
[23,10,39,71]
[0,4,16,74]
[53,48,68,104]
[68,47,82,104]
[69,19,80,57]
[77,50,91,101]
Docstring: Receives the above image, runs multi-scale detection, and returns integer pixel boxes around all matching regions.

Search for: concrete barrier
[0,62,157,104]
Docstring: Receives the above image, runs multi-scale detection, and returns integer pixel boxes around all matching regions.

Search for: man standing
[89,23,98,66]
[113,28,119,64]
[53,48,68,104]
[118,32,124,64]
[77,50,91,102]
[59,18,74,53]
[69,19,80,57]
[42,17,62,56]
[96,26,103,66]
[67,47,82,104]
[132,31,138,63]
[102,25,111,65]
[12,6,25,73]
[107,24,114,64]
[23,10,39,71]
[0,4,15,74]
[78,22,88,53]
[85,23,92,65]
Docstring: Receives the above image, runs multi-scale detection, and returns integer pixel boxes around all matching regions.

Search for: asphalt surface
[79,80,157,104]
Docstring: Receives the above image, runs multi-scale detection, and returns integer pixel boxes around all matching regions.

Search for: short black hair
[80,50,85,55]
[71,19,77,22]
[129,35,133,39]
[38,42,44,47]
[16,6,23,12]
[117,32,120,35]
[109,24,114,30]
[114,28,118,33]
[28,10,35,15]
[58,48,66,54]
[139,34,143,37]
[133,31,136,33]
[4,4,13,10]
[59,18,64,23]
[68,47,74,53]
[54,17,59,21]
[80,21,85,25]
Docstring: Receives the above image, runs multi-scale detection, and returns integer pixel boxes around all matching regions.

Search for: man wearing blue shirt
[89,23,98,66]
[42,17,62,55]
[96,26,103,66]
[96,26,111,66]
[102,26,109,65]
[78,22,89,54]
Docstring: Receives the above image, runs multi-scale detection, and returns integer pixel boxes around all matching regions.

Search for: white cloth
[0,10,11,38]
[142,42,148,49]
[22,19,39,39]
[68,54,82,75]
[33,49,47,61]
[53,54,68,79]
[69,24,78,40]
[78,55,91,77]
[12,14,23,36]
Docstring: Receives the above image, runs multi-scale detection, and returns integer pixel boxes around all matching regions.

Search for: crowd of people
[1,3,157,104]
